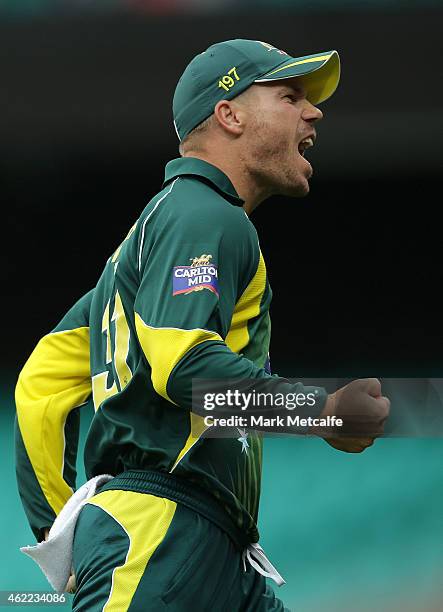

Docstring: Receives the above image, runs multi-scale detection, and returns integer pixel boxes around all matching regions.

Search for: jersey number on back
[92,291,133,411]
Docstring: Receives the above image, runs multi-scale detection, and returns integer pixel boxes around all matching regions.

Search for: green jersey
[15,157,327,543]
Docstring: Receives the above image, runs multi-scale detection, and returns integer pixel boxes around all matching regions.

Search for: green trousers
[72,489,289,611]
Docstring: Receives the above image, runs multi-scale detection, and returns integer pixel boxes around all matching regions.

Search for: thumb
[65,574,76,594]
[365,377,382,398]
[377,395,391,416]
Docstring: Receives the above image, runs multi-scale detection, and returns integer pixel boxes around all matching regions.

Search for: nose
[302,100,323,123]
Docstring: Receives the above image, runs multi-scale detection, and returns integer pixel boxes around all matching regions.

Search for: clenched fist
[315,378,390,453]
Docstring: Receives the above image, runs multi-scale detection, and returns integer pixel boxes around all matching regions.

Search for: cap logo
[257,41,288,56]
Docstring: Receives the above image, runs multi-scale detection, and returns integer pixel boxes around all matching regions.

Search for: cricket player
[15,40,389,611]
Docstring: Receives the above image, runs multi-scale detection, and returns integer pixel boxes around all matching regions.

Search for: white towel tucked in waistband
[20,473,285,592]
[20,474,114,593]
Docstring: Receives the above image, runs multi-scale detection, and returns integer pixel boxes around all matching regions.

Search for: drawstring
[242,542,286,586]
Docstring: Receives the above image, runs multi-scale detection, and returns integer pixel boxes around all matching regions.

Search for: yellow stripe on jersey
[170,251,266,472]
[170,412,209,472]
[225,251,267,354]
[15,327,91,515]
[134,313,223,403]
[86,490,176,612]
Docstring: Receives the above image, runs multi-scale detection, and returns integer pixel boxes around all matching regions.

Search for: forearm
[167,340,328,425]
[15,416,57,541]
[15,291,93,540]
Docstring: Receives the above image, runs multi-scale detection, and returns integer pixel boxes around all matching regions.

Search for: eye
[283,94,297,103]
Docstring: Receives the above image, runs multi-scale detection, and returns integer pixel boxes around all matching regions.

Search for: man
[15,40,389,611]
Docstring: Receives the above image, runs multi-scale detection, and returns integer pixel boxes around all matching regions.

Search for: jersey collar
[163,157,245,207]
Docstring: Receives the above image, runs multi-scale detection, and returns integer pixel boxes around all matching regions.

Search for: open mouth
[298,137,314,157]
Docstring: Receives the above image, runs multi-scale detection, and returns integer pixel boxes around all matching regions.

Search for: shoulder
[142,176,255,241]
[53,290,94,333]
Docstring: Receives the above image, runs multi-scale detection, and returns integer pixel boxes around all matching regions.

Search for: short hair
[179,114,215,156]
[178,86,257,156]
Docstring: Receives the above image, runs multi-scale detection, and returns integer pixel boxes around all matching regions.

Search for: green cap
[173,39,340,142]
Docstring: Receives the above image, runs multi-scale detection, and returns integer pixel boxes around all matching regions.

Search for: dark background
[3,8,442,376]
[2,5,443,611]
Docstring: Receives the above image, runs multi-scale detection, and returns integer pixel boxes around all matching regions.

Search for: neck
[183,151,271,215]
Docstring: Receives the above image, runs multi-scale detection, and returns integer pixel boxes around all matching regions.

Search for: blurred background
[2,1,443,610]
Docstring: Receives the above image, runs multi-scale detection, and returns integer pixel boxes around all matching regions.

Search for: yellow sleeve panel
[15,327,91,515]
[225,251,267,354]
[134,313,223,404]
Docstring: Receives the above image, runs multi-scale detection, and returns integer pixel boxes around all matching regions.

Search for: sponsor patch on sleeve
[173,253,219,297]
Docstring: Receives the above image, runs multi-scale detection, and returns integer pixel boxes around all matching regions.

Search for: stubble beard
[246,115,309,198]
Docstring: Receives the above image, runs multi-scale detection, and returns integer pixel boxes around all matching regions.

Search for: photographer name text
[203,415,343,428]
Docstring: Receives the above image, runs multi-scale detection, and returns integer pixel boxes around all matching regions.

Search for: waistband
[97,469,257,550]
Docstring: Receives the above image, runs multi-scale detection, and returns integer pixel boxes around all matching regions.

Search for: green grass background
[3,375,443,611]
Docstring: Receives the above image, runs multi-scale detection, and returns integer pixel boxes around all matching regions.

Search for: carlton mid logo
[173,254,219,296]
[190,254,212,267]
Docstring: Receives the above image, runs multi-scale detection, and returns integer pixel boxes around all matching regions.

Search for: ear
[213,99,245,136]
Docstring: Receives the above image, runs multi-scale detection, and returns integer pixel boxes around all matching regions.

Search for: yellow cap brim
[254,50,340,105]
